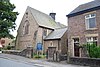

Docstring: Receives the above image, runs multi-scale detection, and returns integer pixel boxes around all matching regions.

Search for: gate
[48,47,56,61]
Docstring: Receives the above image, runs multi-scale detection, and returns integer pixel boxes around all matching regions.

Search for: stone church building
[16,6,67,55]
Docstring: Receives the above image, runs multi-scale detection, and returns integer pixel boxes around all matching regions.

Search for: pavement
[0,53,89,67]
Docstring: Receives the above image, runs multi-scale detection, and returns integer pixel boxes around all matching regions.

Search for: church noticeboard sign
[36,43,42,50]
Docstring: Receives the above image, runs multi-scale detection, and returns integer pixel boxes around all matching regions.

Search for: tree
[0,0,19,40]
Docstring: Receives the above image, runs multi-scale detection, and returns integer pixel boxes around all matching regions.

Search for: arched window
[23,20,29,35]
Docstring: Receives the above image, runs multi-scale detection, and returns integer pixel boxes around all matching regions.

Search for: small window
[85,14,96,29]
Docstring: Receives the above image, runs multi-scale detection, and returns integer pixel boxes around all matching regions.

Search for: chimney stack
[49,13,56,20]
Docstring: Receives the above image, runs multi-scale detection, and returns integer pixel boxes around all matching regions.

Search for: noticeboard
[36,43,42,50]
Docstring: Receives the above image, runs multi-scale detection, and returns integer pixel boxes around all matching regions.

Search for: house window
[85,13,96,29]
[86,37,98,46]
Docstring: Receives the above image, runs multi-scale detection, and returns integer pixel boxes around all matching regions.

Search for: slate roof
[67,0,100,17]
[56,22,67,28]
[44,28,67,40]
[28,6,63,29]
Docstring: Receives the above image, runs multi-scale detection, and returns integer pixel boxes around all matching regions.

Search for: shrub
[33,54,46,59]
[34,55,42,58]
[7,46,12,50]
[85,43,100,58]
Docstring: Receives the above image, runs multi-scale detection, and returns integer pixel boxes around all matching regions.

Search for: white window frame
[85,14,96,30]
[86,37,98,45]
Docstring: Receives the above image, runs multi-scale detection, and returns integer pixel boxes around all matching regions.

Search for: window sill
[86,28,98,31]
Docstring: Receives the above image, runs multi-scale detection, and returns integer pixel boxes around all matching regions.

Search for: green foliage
[0,0,19,39]
[34,55,42,58]
[33,54,46,59]
[85,43,100,58]
[7,45,12,50]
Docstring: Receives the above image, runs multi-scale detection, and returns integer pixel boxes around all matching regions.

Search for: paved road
[0,58,40,67]
[0,54,89,67]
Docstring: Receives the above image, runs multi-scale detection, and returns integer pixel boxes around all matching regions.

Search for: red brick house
[67,0,100,57]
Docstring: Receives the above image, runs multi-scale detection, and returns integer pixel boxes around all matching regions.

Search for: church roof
[28,6,63,29]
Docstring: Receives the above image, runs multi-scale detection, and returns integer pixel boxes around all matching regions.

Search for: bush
[34,55,42,58]
[85,43,100,58]
[7,46,12,50]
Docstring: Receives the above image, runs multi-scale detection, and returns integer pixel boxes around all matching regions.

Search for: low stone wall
[2,50,21,55]
[60,55,67,61]
[69,57,100,67]
[48,51,67,62]
[2,47,33,58]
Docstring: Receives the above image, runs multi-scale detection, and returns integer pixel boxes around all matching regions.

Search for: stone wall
[47,51,67,62]
[69,57,100,66]
[61,31,68,54]
[16,7,39,50]
[44,40,59,54]
[3,47,34,58]
[44,31,67,55]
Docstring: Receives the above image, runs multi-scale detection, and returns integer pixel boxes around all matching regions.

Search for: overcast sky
[10,0,93,36]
